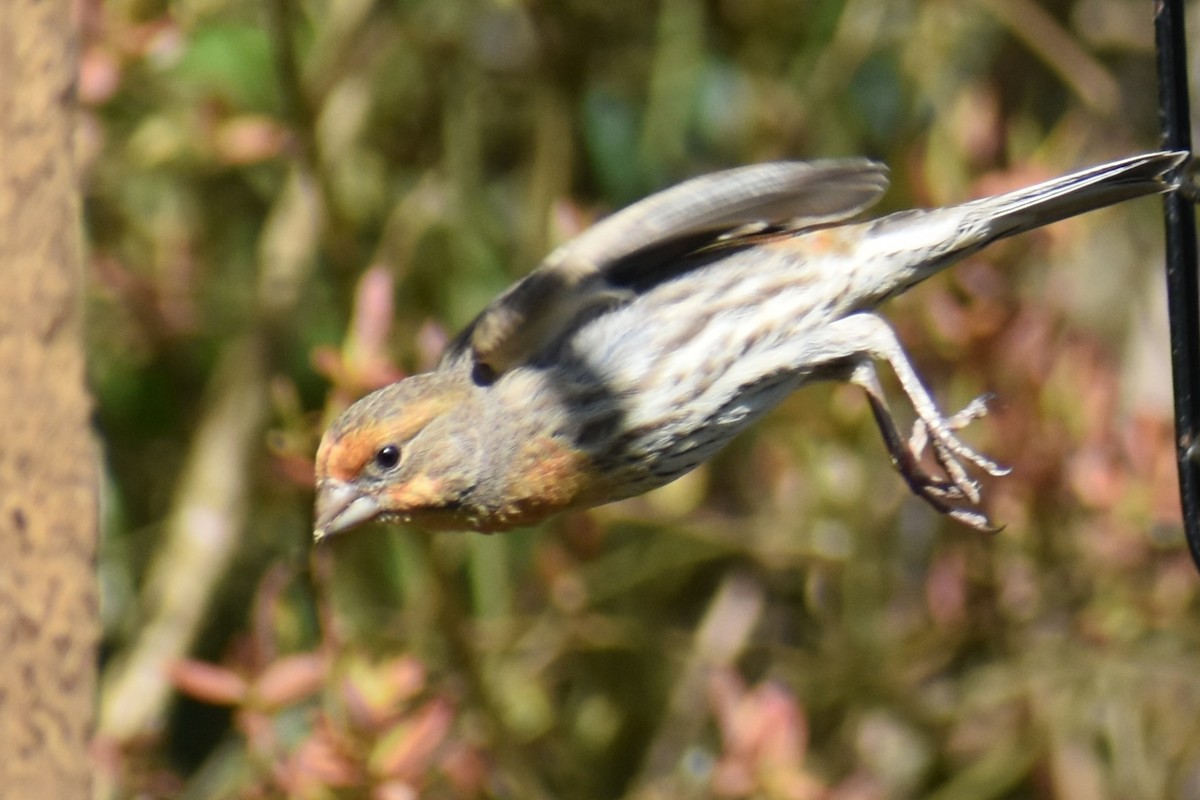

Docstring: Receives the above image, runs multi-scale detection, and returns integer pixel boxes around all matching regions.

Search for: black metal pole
[1154,0,1200,572]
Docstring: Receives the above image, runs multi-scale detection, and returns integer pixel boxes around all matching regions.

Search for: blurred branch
[266,0,362,281]
[516,85,575,270]
[796,0,887,125]
[976,0,1119,114]
[640,0,705,175]
[98,339,267,749]
[257,166,323,325]
[629,570,766,799]
[266,0,317,161]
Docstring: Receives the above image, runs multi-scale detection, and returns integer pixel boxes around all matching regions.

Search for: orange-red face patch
[316,394,460,482]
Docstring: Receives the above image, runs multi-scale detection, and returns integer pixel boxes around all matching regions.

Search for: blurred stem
[468,533,514,619]
[975,0,1118,114]
[266,0,316,162]
[516,84,574,270]
[629,570,766,799]
[795,0,886,143]
[97,338,268,746]
[640,0,705,178]
[256,166,322,327]
[266,0,362,286]
[443,70,491,236]
[409,532,553,800]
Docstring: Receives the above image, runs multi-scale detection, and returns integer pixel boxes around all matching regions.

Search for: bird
[313,150,1187,540]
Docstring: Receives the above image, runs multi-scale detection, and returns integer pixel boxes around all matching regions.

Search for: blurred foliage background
[84,0,1200,797]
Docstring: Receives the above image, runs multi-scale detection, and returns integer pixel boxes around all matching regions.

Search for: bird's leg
[813,313,1008,531]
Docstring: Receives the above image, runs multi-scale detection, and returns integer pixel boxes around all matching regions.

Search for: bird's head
[312,372,482,540]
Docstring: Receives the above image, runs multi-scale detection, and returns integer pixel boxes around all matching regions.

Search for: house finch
[314,150,1186,538]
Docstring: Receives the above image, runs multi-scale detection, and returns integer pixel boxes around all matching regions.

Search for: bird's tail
[956,149,1187,240]
[858,150,1189,303]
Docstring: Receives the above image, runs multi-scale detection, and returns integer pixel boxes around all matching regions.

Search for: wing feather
[457,159,889,376]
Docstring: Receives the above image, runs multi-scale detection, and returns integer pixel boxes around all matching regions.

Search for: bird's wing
[451,159,890,377]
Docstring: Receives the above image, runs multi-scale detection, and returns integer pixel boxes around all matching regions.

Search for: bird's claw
[899,393,1008,533]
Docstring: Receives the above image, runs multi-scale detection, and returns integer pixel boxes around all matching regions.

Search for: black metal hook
[1154,0,1200,573]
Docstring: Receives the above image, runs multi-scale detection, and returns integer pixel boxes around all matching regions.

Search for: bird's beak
[313,479,381,541]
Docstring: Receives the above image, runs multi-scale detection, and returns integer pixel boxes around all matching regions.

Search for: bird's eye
[373,444,402,471]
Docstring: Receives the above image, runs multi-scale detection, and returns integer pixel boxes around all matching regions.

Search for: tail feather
[965,150,1188,240]
[858,150,1188,301]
